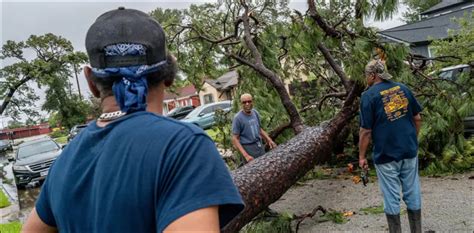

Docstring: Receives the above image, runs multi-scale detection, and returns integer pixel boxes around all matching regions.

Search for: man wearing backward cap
[23,7,243,233]
[359,59,423,233]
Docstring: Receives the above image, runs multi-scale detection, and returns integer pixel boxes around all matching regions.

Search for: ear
[84,66,101,98]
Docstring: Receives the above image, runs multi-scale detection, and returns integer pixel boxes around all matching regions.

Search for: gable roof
[379,6,472,44]
[421,0,469,16]
[204,70,239,91]
[164,85,198,100]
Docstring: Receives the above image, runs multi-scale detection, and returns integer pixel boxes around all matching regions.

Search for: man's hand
[359,158,369,170]
[268,140,277,149]
[245,155,254,162]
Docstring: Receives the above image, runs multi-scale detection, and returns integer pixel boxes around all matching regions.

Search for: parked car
[166,105,195,120]
[432,64,473,137]
[434,64,471,81]
[67,124,88,142]
[0,139,13,153]
[181,101,231,129]
[10,137,63,189]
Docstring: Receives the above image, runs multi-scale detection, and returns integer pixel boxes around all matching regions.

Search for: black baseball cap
[85,7,166,69]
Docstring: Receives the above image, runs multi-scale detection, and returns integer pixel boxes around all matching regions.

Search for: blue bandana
[92,44,166,113]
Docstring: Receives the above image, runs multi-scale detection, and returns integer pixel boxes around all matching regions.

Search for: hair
[90,54,177,99]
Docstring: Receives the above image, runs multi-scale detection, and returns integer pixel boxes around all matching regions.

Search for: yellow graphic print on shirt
[380,86,409,121]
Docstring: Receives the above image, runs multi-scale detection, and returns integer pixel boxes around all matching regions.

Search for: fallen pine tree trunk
[223,83,364,232]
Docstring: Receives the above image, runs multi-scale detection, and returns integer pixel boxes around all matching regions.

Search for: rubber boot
[386,214,401,233]
[407,209,422,233]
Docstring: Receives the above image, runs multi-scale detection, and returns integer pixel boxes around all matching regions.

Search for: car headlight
[13,165,28,171]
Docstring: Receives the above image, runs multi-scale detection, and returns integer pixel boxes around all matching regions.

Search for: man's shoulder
[233,111,243,120]
[125,112,206,136]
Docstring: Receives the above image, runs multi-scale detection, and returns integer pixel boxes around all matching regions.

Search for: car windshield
[185,105,206,119]
[18,140,58,159]
[167,107,183,115]
[0,140,7,146]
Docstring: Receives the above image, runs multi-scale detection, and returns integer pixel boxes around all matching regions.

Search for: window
[203,94,214,104]
[215,103,230,110]
[200,106,214,115]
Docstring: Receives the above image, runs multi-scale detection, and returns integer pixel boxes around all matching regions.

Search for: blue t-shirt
[232,110,261,145]
[360,81,422,164]
[36,111,244,233]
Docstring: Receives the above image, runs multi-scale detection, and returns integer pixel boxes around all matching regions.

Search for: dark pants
[242,141,265,159]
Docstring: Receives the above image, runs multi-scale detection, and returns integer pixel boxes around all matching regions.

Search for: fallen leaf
[343,211,354,217]
[352,176,361,184]
[347,163,354,173]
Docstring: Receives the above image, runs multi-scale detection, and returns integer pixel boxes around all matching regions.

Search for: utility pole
[73,63,83,101]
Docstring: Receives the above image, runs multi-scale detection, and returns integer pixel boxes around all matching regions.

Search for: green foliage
[0,33,87,124]
[242,211,294,233]
[431,12,474,67]
[406,15,474,173]
[43,93,91,129]
[318,210,348,224]
[402,0,441,23]
[420,137,474,176]
[6,120,25,129]
[49,129,68,139]
[0,189,11,208]
[360,205,385,215]
[212,108,233,150]
[0,221,22,233]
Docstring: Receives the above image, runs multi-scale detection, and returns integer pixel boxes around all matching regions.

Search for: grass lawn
[0,221,22,233]
[54,136,68,144]
[0,189,11,208]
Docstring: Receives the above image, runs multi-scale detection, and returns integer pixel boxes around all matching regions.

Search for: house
[199,70,239,104]
[163,85,201,114]
[379,0,473,58]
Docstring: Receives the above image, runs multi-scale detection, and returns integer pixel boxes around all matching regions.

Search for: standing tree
[0,33,88,127]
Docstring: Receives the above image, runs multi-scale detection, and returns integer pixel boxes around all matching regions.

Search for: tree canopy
[0,33,91,128]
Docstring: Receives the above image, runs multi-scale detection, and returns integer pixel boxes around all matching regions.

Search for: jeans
[375,157,422,215]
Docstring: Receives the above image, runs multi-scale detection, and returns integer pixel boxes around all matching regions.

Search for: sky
[0,0,407,127]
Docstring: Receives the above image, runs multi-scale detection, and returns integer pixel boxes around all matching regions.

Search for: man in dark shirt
[23,7,243,233]
[232,93,276,163]
[359,59,423,233]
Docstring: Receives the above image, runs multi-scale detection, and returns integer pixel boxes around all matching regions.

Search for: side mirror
[61,144,66,149]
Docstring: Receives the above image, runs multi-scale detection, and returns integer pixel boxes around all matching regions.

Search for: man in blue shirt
[232,93,277,163]
[359,59,423,233]
[23,7,244,233]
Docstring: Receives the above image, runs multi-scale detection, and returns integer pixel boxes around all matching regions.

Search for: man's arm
[358,127,372,170]
[22,208,57,233]
[164,206,219,232]
[260,128,277,149]
[413,113,422,136]
[232,134,253,162]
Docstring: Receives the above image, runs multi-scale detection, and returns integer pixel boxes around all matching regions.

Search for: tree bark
[223,82,364,232]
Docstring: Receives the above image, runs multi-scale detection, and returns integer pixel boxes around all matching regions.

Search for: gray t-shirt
[232,110,261,145]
